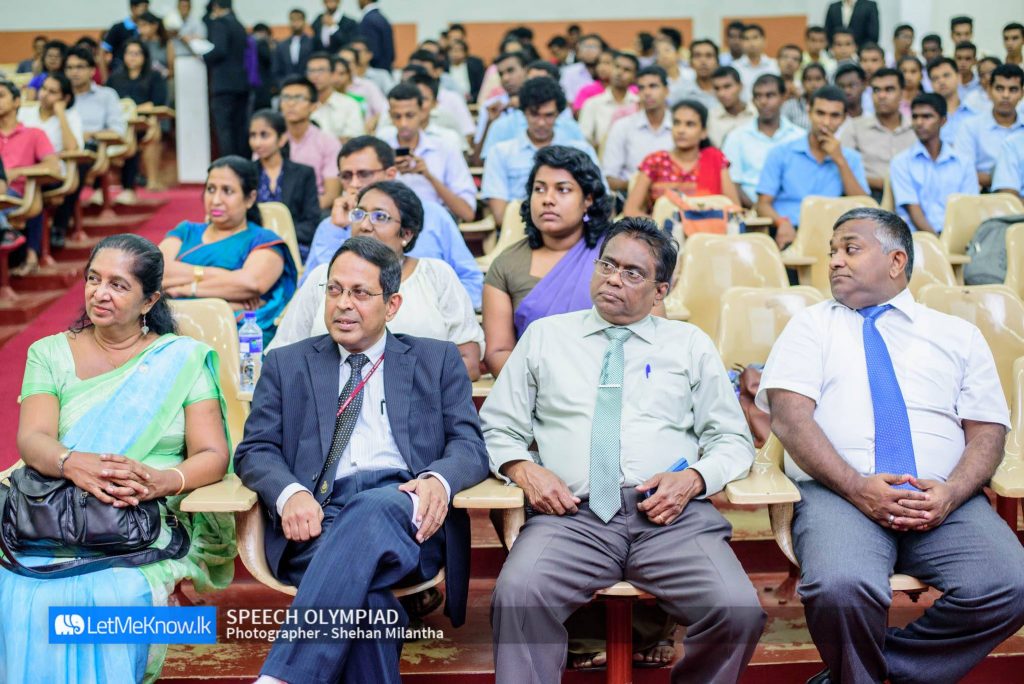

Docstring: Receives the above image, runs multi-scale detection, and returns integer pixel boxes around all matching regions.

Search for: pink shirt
[0,123,55,196]
[572,83,640,113]
[286,124,341,196]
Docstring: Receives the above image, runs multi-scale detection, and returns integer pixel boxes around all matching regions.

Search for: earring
[583,213,591,224]
[402,240,408,246]
[141,314,149,336]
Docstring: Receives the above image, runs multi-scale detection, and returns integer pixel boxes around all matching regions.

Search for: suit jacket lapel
[307,336,341,458]
[383,332,414,465]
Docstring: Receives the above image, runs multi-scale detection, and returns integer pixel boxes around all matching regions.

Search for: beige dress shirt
[840,114,915,181]
[707,102,757,148]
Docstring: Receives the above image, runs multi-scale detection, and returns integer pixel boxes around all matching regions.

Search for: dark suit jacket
[272,35,315,88]
[465,56,485,101]
[311,13,359,54]
[359,8,394,71]
[825,0,879,47]
[203,11,250,95]
[234,332,489,626]
[276,158,321,247]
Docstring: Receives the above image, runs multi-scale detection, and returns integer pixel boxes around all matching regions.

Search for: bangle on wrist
[192,266,204,283]
[169,467,186,496]
[57,449,74,478]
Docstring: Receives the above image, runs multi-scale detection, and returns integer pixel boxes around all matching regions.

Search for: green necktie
[589,327,632,523]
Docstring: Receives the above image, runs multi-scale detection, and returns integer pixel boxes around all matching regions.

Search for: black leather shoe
[806,669,831,684]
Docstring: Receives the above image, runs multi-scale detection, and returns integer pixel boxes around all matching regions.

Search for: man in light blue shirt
[756,85,869,247]
[992,131,1024,197]
[304,136,483,307]
[481,77,600,227]
[953,64,1024,190]
[891,94,979,234]
[928,57,977,144]
[723,74,804,208]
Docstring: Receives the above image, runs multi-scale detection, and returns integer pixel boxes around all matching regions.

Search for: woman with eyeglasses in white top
[269,179,483,380]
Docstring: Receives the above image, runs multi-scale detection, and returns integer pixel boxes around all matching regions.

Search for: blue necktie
[858,305,917,490]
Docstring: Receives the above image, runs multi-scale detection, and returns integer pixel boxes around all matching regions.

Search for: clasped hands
[851,473,956,532]
[503,460,703,526]
[281,475,449,544]
[63,452,174,507]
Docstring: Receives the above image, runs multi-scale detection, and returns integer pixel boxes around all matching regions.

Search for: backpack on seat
[963,213,1024,285]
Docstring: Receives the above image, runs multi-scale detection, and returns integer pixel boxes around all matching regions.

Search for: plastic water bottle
[239,312,263,392]
[727,211,742,236]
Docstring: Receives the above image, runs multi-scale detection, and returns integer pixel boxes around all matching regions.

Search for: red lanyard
[337,353,385,417]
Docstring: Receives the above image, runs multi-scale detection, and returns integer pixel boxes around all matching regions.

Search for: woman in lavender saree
[0,235,235,684]
[482,145,612,376]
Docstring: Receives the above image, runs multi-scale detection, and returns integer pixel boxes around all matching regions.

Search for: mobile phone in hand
[394,147,411,157]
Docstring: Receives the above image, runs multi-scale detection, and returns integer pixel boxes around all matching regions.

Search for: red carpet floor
[0,186,204,469]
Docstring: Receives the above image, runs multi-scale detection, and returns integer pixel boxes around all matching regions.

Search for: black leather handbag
[0,466,189,579]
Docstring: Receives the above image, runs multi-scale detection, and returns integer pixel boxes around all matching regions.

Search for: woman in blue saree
[1,234,235,683]
[482,145,612,377]
[158,156,297,346]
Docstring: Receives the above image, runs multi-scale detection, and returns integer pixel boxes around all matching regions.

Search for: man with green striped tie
[482,216,764,684]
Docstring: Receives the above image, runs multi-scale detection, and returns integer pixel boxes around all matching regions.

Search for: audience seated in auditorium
[481,78,599,228]
[24,40,68,100]
[1,233,233,684]
[483,146,613,376]
[777,44,804,100]
[578,52,639,150]
[572,48,616,114]
[757,85,868,248]
[652,33,694,106]
[137,11,172,79]
[380,83,476,222]
[446,37,485,101]
[955,41,981,101]
[724,74,806,209]
[305,53,364,145]
[236,232,486,684]
[890,93,978,234]
[927,57,977,143]
[484,216,765,684]
[248,110,321,254]
[560,34,604,102]
[406,50,475,138]
[841,67,914,202]
[346,36,395,96]
[311,0,358,54]
[277,75,342,211]
[1006,22,1024,65]
[835,63,869,123]
[625,100,740,216]
[954,64,1024,190]
[272,9,314,89]
[734,24,780,99]
[601,65,673,194]
[16,35,47,75]
[829,29,858,68]
[720,20,745,67]
[158,156,297,345]
[757,206,1024,684]
[338,45,389,132]
[782,62,828,130]
[921,33,943,66]
[991,128,1024,197]
[270,180,483,380]
[707,66,755,147]
[17,72,81,248]
[103,0,147,72]
[803,26,836,77]
[377,64,467,143]
[304,136,482,307]
[898,55,924,118]
[106,39,169,203]
[676,39,720,110]
[204,0,250,159]
[0,80,60,276]
[964,57,1004,114]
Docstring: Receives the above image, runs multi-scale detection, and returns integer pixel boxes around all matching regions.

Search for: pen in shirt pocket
[641,456,690,500]
[380,399,386,415]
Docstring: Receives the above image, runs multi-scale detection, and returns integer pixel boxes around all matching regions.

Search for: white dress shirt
[275,332,452,516]
[18,107,84,172]
[755,289,1010,483]
[601,109,673,183]
[734,55,781,99]
[311,91,365,141]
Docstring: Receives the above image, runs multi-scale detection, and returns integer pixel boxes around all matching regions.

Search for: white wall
[4,0,1020,56]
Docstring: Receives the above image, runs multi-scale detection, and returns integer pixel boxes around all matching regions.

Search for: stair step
[83,198,168,216]
[0,323,25,348]
[0,291,64,325]
[11,262,82,291]
[53,236,105,261]
[81,212,152,233]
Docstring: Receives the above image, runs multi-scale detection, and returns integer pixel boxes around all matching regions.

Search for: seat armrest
[946,254,971,265]
[664,300,690,321]
[452,477,524,509]
[725,460,801,505]
[60,150,97,163]
[780,255,817,267]
[990,453,1024,498]
[93,131,125,144]
[180,473,258,513]
[237,390,253,403]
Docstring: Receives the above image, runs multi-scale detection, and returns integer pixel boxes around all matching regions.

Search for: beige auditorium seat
[1004,223,1024,301]
[908,231,956,297]
[785,195,879,295]
[476,200,525,272]
[940,194,1024,281]
[258,202,304,280]
[715,286,825,369]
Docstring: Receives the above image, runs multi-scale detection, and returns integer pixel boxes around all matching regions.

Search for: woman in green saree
[1,234,236,683]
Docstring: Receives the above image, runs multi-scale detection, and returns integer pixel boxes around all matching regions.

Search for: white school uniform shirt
[755,289,1009,483]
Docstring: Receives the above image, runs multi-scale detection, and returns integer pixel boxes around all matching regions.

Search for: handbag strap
[0,506,190,580]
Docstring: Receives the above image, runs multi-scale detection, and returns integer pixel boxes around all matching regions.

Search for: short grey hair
[833,207,914,280]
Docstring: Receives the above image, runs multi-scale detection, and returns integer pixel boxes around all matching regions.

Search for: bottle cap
[243,311,257,321]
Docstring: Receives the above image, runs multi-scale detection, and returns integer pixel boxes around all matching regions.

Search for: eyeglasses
[349,208,396,227]
[322,282,383,301]
[593,259,656,287]
[340,169,384,183]
[279,94,310,103]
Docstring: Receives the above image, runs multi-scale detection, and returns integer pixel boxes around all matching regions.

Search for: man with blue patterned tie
[483,217,764,683]
[757,207,1024,684]
[235,237,488,684]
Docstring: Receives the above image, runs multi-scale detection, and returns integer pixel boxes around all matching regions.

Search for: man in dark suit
[311,0,359,54]
[358,0,395,71]
[203,0,250,157]
[273,8,315,89]
[235,236,489,684]
[825,0,879,48]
